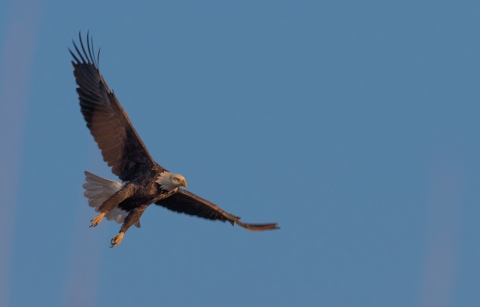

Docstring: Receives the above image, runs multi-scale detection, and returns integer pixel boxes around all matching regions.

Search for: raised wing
[155,189,279,231]
[70,32,162,181]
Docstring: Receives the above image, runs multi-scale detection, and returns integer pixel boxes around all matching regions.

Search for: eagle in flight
[69,33,279,247]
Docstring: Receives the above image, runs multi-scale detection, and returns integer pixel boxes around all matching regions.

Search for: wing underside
[155,189,279,231]
[70,32,161,181]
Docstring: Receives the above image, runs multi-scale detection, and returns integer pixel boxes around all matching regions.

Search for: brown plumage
[70,34,157,181]
[70,32,279,247]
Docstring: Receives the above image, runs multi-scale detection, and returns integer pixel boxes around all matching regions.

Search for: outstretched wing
[155,189,279,231]
[70,32,163,181]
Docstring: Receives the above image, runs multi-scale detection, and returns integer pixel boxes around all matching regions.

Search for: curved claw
[90,213,105,227]
[110,232,124,248]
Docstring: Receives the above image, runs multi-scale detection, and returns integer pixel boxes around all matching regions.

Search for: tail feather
[83,171,141,228]
[83,171,122,212]
[105,206,122,220]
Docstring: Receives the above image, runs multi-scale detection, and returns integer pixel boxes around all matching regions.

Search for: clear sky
[1,1,479,306]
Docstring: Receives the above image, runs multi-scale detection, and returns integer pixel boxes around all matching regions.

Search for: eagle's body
[70,33,278,247]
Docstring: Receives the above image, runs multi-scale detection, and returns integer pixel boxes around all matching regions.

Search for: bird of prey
[69,33,279,247]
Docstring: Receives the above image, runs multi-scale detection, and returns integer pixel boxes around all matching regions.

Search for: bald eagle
[70,33,279,247]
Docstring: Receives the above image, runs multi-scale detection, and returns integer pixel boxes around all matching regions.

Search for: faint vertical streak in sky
[61,201,102,307]
[418,162,462,307]
[61,147,106,307]
[0,0,41,306]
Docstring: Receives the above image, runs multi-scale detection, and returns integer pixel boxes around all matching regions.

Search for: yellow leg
[110,232,124,248]
[90,213,105,227]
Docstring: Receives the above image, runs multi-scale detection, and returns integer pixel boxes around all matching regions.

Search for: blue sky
[1,1,479,306]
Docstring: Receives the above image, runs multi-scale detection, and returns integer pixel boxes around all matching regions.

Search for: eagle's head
[155,172,187,191]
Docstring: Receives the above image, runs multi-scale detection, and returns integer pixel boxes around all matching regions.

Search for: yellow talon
[90,213,105,227]
[110,232,124,248]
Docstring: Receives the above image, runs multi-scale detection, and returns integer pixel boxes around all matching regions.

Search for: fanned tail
[82,171,141,228]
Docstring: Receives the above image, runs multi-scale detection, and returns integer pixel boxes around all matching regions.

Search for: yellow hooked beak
[180,179,187,188]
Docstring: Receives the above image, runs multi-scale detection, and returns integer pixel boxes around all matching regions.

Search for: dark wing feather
[70,32,163,181]
[155,189,279,231]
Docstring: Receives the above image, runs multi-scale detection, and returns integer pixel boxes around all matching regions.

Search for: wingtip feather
[234,221,280,232]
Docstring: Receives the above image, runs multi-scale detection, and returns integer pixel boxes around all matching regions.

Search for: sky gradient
[1,1,479,306]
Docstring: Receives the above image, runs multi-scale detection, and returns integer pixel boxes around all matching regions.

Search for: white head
[155,172,187,191]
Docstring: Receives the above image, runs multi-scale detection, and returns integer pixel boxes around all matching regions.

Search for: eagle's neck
[155,171,176,191]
